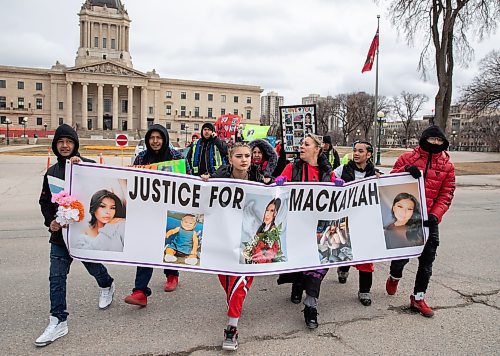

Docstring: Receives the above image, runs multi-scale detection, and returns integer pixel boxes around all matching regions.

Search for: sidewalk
[0,144,43,153]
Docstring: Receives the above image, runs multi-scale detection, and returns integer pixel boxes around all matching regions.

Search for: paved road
[0,156,498,355]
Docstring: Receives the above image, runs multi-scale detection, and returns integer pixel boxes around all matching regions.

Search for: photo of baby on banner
[240,194,288,264]
[316,217,352,264]
[379,183,425,250]
[164,211,204,266]
[70,178,127,252]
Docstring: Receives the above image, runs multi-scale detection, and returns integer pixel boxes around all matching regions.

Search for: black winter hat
[322,135,332,146]
[419,125,449,153]
[52,124,79,159]
[201,122,215,133]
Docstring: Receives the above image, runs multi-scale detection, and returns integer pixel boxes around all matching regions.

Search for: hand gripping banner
[64,162,428,276]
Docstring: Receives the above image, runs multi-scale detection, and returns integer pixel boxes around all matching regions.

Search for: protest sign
[214,114,241,142]
[241,124,270,141]
[280,104,317,153]
[65,163,427,276]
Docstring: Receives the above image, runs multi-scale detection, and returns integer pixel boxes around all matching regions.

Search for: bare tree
[391,91,428,147]
[383,0,500,131]
[333,93,365,145]
[460,50,500,114]
[355,93,389,142]
[315,96,338,135]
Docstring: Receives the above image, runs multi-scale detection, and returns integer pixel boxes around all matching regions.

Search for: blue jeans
[49,243,113,321]
[133,267,179,296]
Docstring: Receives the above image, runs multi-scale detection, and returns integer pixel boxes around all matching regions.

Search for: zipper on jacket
[424,153,432,179]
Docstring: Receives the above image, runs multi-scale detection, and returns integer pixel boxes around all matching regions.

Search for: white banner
[64,162,428,276]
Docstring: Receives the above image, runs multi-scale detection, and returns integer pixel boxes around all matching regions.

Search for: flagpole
[374,15,381,165]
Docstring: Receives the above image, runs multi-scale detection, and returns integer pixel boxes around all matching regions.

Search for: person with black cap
[385,125,455,317]
[187,122,228,176]
[37,124,115,347]
[322,135,340,169]
[124,124,190,306]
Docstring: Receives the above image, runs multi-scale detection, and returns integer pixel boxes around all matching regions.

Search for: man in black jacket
[187,123,228,176]
[36,124,115,347]
[322,135,340,169]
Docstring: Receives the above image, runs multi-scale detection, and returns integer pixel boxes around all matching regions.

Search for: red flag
[361,31,379,73]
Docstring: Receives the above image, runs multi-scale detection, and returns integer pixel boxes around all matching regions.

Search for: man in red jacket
[385,125,455,317]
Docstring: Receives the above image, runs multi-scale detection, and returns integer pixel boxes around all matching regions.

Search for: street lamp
[375,111,385,165]
[356,129,361,138]
[22,117,28,139]
[43,123,48,131]
[4,118,12,145]
[451,130,457,151]
[393,131,397,148]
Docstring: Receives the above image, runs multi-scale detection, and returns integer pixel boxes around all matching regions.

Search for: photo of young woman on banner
[70,178,127,252]
[379,183,425,250]
[240,195,288,264]
[279,104,317,153]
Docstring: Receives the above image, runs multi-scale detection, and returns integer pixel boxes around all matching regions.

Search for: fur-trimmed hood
[249,139,278,177]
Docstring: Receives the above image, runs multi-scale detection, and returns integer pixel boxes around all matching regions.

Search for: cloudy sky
[1,0,498,117]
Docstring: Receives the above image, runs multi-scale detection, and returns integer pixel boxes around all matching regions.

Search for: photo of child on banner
[164,211,204,266]
[379,183,425,250]
[279,104,317,153]
[70,178,127,252]
[316,217,352,263]
[240,193,288,264]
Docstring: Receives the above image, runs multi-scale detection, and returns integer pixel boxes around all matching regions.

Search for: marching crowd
[37,122,455,350]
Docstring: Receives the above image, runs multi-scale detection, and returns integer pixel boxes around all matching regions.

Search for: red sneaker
[385,276,399,295]
[124,290,147,306]
[164,275,179,292]
[410,295,434,317]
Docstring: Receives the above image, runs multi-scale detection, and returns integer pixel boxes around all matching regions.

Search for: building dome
[87,0,123,10]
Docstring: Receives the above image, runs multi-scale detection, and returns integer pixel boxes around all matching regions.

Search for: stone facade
[0,0,262,144]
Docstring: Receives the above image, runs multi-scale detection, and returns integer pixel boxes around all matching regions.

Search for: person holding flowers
[36,124,115,347]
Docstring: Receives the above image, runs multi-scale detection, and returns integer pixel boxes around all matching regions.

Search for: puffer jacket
[249,139,278,178]
[391,146,455,223]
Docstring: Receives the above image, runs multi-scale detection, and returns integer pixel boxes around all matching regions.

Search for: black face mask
[420,139,447,154]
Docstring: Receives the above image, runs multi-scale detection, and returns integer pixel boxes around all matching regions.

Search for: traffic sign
[116,134,129,147]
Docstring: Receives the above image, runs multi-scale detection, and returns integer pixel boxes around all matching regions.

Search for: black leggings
[390,224,439,294]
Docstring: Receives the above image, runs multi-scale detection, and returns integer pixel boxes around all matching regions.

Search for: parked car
[131,139,146,164]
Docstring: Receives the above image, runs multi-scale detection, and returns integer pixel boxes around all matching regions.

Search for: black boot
[303,306,318,329]
[290,283,303,304]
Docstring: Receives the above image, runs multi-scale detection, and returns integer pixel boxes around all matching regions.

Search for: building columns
[82,82,88,129]
[66,82,73,126]
[154,89,160,124]
[127,85,133,130]
[141,86,148,130]
[112,84,119,130]
[97,84,104,130]
[50,82,58,129]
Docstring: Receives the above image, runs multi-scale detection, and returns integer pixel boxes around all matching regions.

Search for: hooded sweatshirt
[39,124,95,245]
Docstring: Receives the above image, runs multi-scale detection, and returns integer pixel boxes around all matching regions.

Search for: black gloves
[423,214,439,227]
[405,165,421,179]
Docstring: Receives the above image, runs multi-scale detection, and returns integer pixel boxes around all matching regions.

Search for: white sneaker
[99,282,115,309]
[35,316,68,347]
